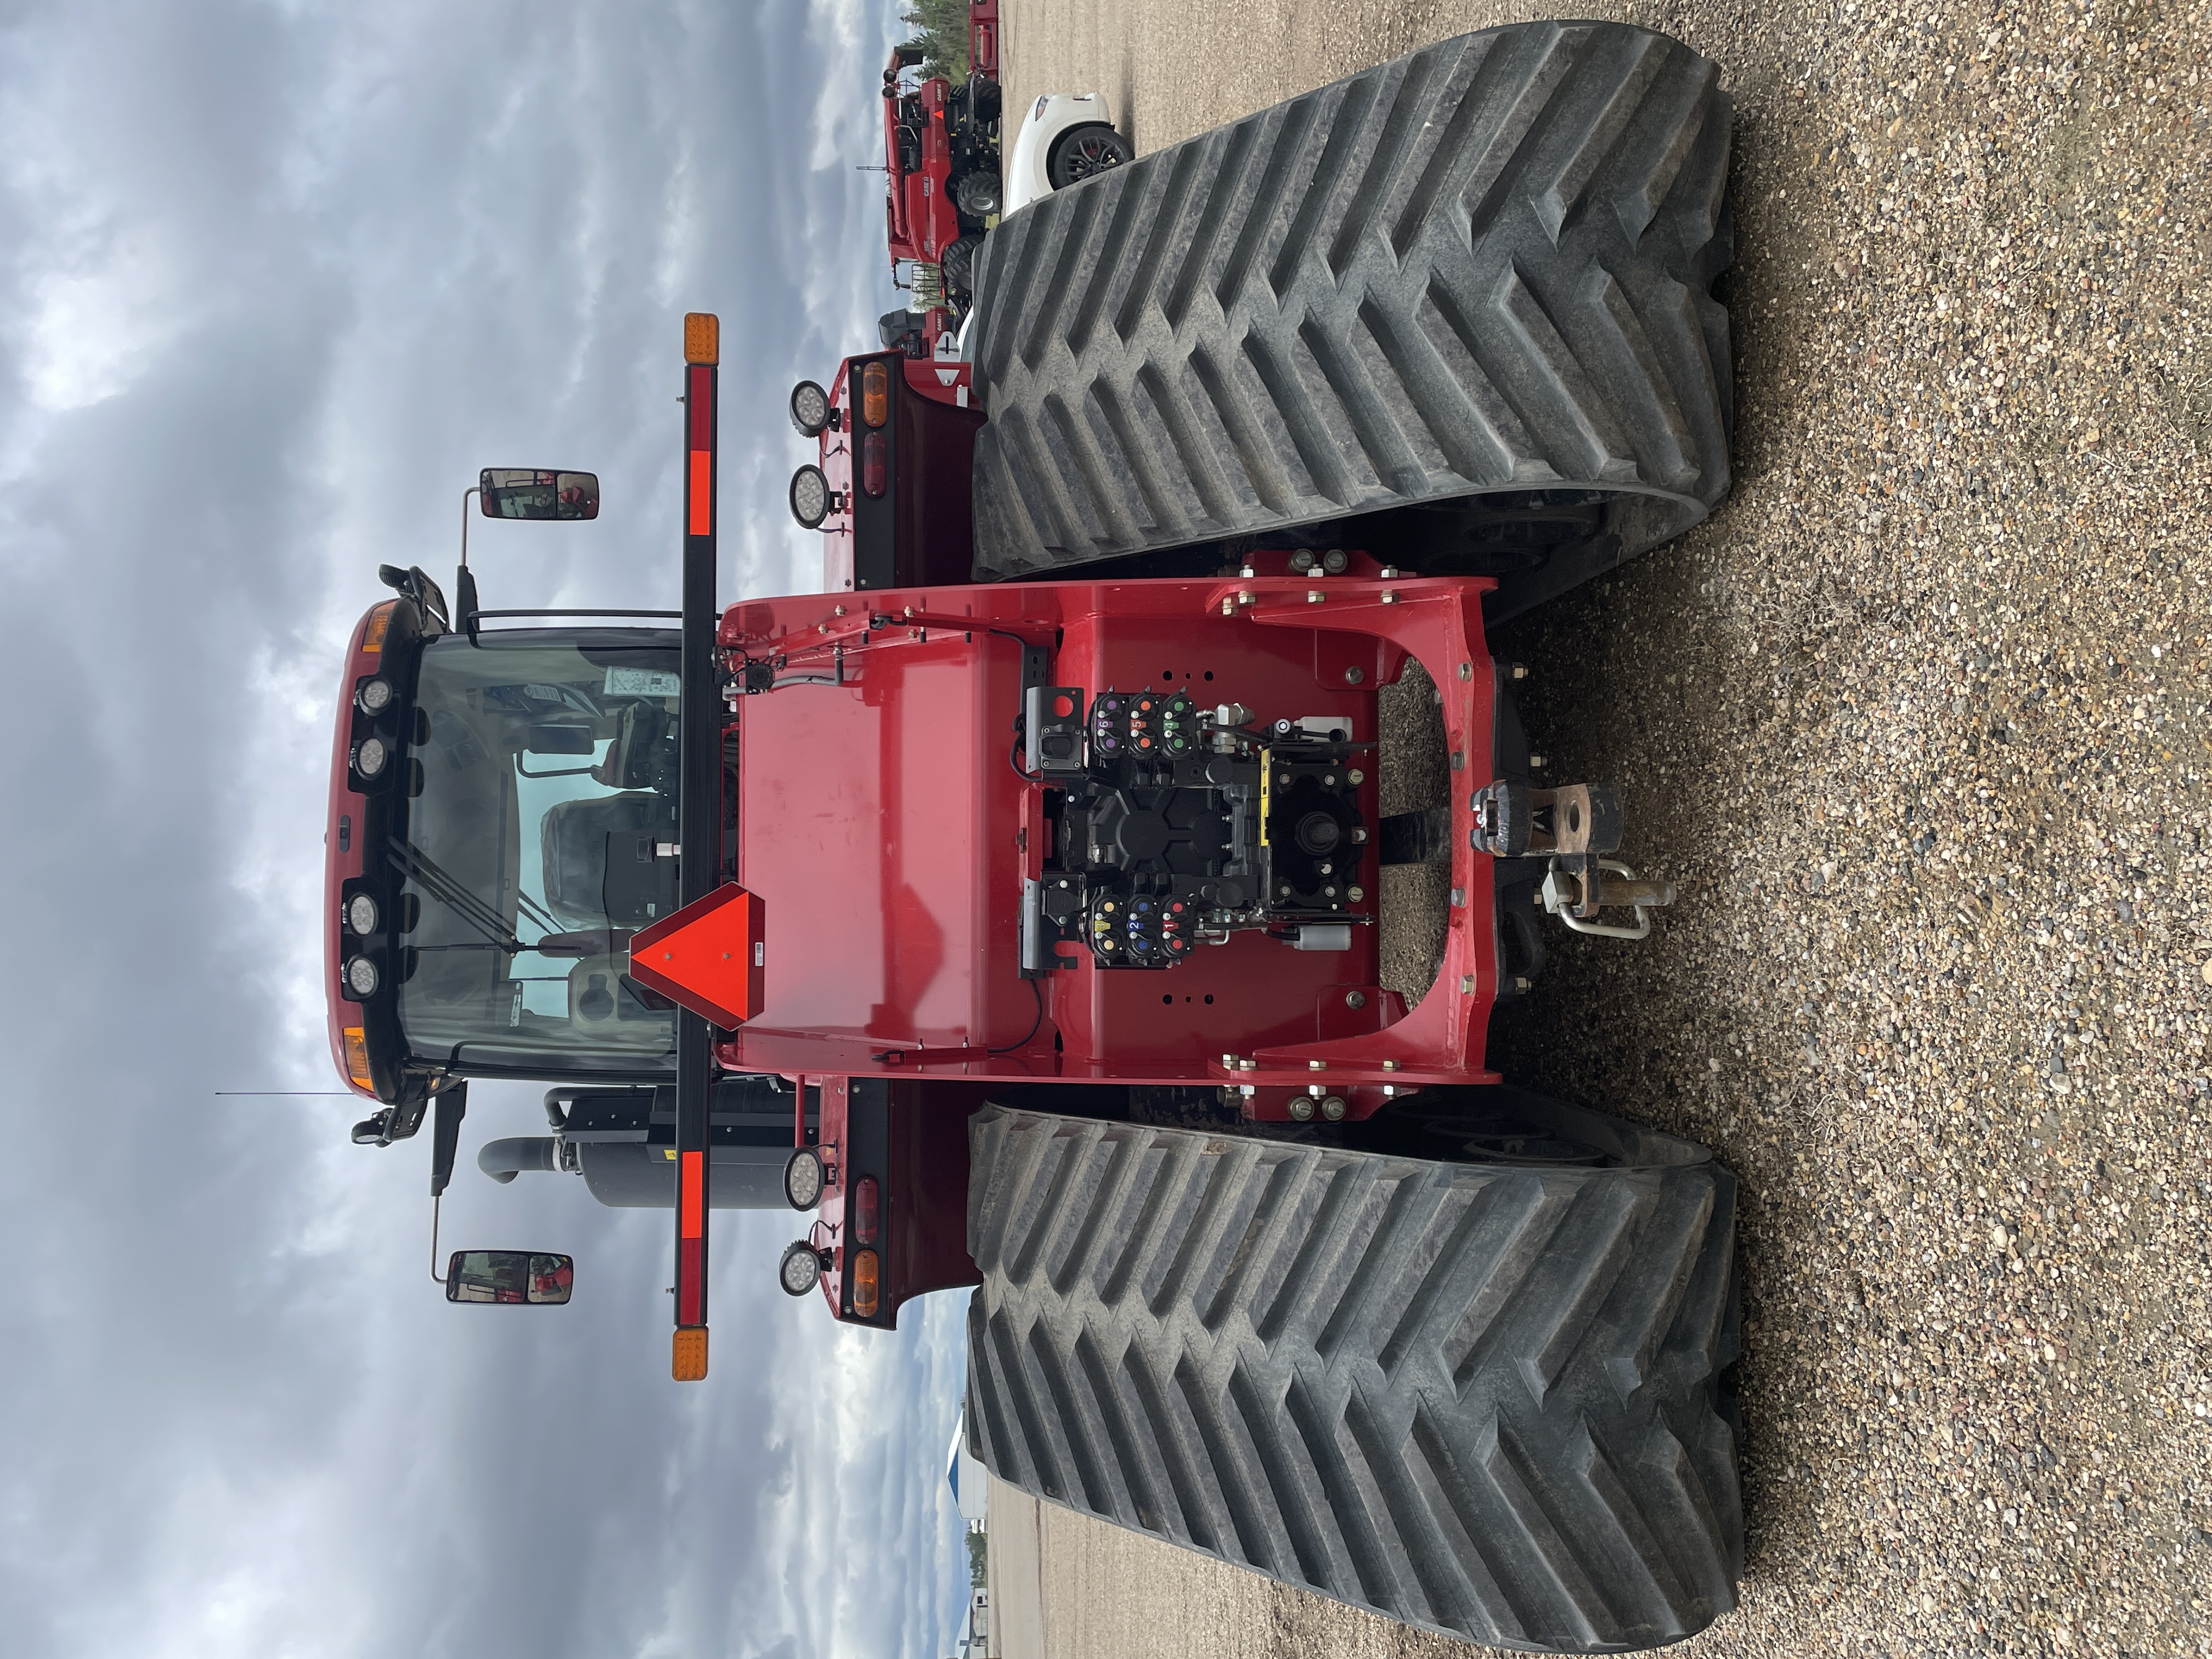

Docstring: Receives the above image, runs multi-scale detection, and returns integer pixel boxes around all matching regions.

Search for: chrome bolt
[1306,590,1325,605]
[1344,990,1367,1009]
[1343,665,1364,684]
[1381,1059,1399,1072]
[1308,1059,1328,1071]
[1513,975,1533,992]
[1319,1094,1346,1121]
[1458,662,1472,681]
[1288,1097,1314,1122]
[1529,753,1547,769]
[1348,768,1365,784]
[1449,888,1465,907]
[1511,662,1529,680]
[1380,591,1399,605]
[1460,974,1476,994]
[1347,885,1364,901]
[1378,566,1400,579]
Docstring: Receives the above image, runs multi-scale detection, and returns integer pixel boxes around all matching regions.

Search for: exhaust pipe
[478,1136,558,1183]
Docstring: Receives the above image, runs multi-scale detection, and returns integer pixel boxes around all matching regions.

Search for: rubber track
[964,1107,1741,1652]
[968,21,1733,580]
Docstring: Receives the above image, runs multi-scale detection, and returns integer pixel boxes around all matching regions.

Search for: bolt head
[1343,665,1364,684]
[1347,885,1364,901]
[1319,1095,1346,1121]
[1344,990,1367,1009]
[1288,1097,1314,1122]
[1307,1059,1327,1071]
[1514,975,1533,992]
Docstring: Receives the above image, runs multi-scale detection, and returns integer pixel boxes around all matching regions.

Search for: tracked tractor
[329,23,1743,1651]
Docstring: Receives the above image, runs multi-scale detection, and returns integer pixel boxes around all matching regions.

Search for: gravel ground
[989,2,2212,1655]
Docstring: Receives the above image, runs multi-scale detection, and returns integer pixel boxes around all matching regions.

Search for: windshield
[394,630,684,1076]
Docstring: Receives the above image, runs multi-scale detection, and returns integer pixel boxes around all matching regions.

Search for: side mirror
[479,469,600,521]
[445,1250,574,1304]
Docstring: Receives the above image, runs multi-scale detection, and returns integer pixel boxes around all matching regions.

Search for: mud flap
[962,1104,1741,1653]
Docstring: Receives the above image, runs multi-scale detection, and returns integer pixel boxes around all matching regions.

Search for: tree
[899,0,968,81]
[964,1525,988,1588]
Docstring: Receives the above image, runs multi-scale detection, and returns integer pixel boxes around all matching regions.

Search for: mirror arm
[459,485,479,570]
[459,486,483,646]
[430,1194,445,1284]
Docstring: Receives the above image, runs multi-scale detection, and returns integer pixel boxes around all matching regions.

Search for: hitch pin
[1540,859,1677,941]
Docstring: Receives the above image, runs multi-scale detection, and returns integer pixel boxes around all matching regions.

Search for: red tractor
[876,2,1002,362]
[331,24,1747,1652]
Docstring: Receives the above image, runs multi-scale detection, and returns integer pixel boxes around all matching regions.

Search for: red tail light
[853,1176,881,1244]
[861,431,887,497]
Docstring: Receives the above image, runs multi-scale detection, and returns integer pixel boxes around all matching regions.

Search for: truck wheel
[941,233,984,298]
[970,75,1002,125]
[964,1098,1741,1653]
[954,170,1001,220]
[1047,124,1133,188]
[968,20,1733,615]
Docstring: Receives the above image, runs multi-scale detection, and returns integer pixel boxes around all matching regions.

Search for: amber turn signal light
[850,1249,881,1318]
[360,601,395,654]
[860,362,888,427]
[343,1026,371,1091]
[672,1325,709,1381]
[684,313,719,365]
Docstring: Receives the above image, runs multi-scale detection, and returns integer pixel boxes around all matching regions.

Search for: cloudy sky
[0,3,974,1655]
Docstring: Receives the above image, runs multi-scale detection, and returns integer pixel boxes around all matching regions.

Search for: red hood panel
[733,630,1029,1051]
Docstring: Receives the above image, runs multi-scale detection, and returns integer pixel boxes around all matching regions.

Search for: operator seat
[539,793,675,930]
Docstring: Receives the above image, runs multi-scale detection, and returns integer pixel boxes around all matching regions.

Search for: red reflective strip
[686,366,713,447]
[680,1150,704,1238]
[678,1238,703,1325]
[688,449,712,536]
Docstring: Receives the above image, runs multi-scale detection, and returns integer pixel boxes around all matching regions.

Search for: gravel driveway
[988,2,2212,1655]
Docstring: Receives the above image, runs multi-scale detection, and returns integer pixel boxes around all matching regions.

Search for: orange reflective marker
[688,448,712,535]
[672,1325,708,1381]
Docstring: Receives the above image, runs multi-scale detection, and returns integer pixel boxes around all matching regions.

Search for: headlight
[788,379,832,437]
[782,1148,825,1211]
[354,676,394,715]
[789,465,830,529]
[777,1240,823,1297]
[345,956,381,997]
[353,735,390,778]
[346,894,380,935]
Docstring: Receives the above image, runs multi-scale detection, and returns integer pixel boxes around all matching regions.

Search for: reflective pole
[672,313,720,1383]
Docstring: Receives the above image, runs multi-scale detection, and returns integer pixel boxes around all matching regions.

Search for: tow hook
[1472,779,1677,941]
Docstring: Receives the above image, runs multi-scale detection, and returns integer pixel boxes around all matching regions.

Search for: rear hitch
[1472,779,1675,940]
